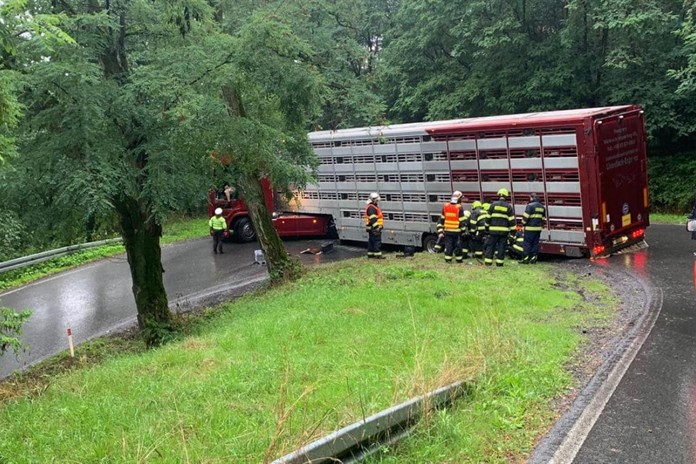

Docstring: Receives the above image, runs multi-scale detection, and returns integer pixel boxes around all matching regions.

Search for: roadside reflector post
[67,328,74,357]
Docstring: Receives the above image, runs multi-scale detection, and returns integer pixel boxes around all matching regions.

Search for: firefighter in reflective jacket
[507,226,525,260]
[437,191,466,263]
[469,201,488,262]
[520,192,546,264]
[484,188,516,267]
[364,192,385,259]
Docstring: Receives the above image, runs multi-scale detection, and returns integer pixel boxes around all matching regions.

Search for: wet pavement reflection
[0,238,363,379]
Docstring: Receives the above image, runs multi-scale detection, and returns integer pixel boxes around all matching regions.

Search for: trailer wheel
[233,217,256,242]
[422,234,439,253]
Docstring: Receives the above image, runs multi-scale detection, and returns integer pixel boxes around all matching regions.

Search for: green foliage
[648,153,696,212]
[0,209,26,261]
[0,256,615,462]
[0,307,31,357]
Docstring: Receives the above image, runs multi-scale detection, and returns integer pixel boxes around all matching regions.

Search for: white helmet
[367,192,381,204]
[450,190,462,203]
[214,207,223,215]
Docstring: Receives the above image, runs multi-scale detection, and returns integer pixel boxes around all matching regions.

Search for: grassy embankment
[650,212,685,225]
[0,214,208,293]
[0,255,617,463]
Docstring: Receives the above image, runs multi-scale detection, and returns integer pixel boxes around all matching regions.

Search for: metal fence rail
[272,380,466,464]
[0,238,123,274]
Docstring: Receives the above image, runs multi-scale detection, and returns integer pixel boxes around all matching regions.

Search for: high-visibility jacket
[209,216,227,231]
[469,208,488,236]
[486,200,515,235]
[364,203,384,231]
[437,203,465,233]
[522,201,546,232]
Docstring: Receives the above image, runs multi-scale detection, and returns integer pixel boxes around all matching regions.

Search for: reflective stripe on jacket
[522,201,545,232]
[209,216,227,231]
[437,203,464,233]
[364,204,384,230]
[469,208,488,235]
[487,200,515,235]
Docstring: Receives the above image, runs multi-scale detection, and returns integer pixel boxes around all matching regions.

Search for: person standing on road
[209,207,228,254]
[437,191,466,264]
[365,193,385,259]
[520,192,546,264]
[484,188,515,267]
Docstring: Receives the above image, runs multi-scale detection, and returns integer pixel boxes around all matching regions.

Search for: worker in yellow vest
[364,193,385,259]
[209,207,228,254]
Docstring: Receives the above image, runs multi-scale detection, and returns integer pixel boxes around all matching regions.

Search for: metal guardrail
[272,380,466,464]
[0,238,123,274]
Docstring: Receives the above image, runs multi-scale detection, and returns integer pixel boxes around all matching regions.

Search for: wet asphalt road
[0,238,362,379]
[570,223,696,464]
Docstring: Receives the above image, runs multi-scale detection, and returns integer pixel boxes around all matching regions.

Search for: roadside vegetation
[650,212,686,225]
[0,215,207,293]
[0,255,617,463]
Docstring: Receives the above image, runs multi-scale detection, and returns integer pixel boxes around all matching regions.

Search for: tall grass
[0,256,616,463]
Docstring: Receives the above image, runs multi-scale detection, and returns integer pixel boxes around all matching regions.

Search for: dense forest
[1,0,695,259]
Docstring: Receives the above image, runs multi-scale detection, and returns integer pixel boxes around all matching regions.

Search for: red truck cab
[208,180,333,242]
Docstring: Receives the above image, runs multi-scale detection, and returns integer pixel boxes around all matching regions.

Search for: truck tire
[422,234,439,253]
[233,217,257,242]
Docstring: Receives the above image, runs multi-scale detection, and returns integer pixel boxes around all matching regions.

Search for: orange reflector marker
[601,202,607,223]
[643,187,649,208]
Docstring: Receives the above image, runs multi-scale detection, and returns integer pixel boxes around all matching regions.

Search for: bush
[0,210,27,262]
[648,153,696,213]
[1,307,31,357]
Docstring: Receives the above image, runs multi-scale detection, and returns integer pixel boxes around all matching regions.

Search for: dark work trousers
[470,236,485,260]
[484,233,508,266]
[212,230,225,253]
[459,234,471,258]
[367,229,382,257]
[443,232,462,262]
[522,230,541,262]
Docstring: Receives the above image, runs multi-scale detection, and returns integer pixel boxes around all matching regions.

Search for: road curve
[0,238,362,379]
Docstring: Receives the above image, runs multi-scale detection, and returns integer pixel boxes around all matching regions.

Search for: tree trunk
[237,173,301,283]
[116,197,171,347]
[221,84,302,284]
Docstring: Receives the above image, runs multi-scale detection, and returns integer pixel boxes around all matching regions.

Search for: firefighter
[507,225,525,260]
[484,188,515,267]
[459,204,473,259]
[437,191,467,263]
[209,207,228,254]
[364,192,385,259]
[469,200,488,262]
[520,192,546,264]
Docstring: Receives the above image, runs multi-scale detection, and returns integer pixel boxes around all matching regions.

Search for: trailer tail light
[631,228,645,239]
[592,245,605,256]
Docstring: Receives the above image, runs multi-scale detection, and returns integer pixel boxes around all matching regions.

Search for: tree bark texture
[237,174,301,283]
[116,197,171,346]
[221,84,302,283]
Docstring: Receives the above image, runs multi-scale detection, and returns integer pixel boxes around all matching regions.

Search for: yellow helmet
[497,188,509,197]
[482,202,491,211]
[472,200,482,209]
